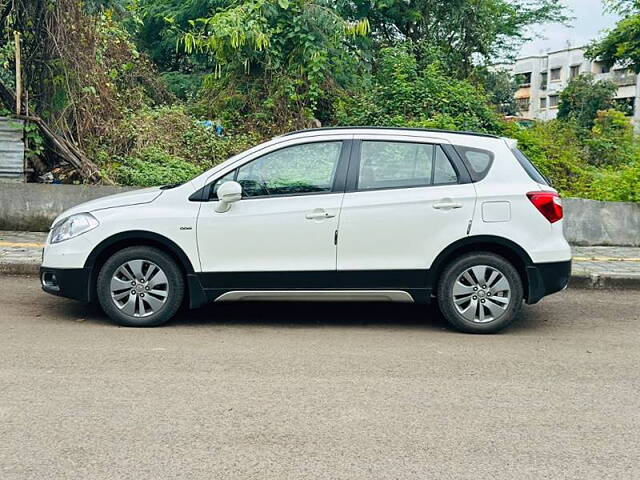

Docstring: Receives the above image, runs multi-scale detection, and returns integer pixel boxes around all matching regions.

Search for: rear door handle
[305,209,336,220]
[433,201,463,210]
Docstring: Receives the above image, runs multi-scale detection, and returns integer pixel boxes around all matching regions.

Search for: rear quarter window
[454,146,494,181]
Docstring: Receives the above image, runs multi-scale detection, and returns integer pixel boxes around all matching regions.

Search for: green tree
[557,74,617,129]
[338,0,567,77]
[181,0,369,129]
[132,0,223,71]
[587,1,640,72]
[474,67,518,115]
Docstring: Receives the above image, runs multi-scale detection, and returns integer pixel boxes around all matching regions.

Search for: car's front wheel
[96,246,184,327]
[437,252,523,334]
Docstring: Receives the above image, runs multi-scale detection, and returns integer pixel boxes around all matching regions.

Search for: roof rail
[279,126,500,139]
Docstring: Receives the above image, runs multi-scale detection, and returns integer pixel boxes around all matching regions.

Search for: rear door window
[357,141,458,190]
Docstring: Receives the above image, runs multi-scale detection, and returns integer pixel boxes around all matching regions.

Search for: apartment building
[513,46,639,123]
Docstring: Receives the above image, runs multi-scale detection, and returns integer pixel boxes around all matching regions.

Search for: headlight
[49,213,99,244]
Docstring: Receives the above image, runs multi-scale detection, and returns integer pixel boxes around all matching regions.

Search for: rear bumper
[525,260,571,304]
[40,267,91,302]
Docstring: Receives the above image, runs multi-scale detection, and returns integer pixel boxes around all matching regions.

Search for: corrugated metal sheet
[0,117,25,183]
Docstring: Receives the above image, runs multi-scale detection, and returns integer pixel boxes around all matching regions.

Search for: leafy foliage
[505,121,591,197]
[130,0,220,71]
[335,45,503,133]
[586,109,637,166]
[557,74,617,129]
[588,161,640,202]
[473,67,519,116]
[587,0,640,72]
[96,105,260,185]
[108,147,204,186]
[506,114,640,203]
[2,0,172,149]
[338,0,567,76]
[181,0,369,129]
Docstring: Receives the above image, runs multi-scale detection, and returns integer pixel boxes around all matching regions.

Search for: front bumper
[40,267,92,302]
[525,260,572,304]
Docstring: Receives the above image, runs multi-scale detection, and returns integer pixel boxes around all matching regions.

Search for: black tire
[437,252,523,334]
[96,246,184,327]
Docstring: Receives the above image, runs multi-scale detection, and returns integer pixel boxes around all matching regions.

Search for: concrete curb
[1,262,640,290]
[0,262,40,276]
[570,273,640,290]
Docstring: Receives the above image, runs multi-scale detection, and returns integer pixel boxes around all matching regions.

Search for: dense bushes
[506,121,591,197]
[96,106,261,186]
[508,110,640,202]
[335,46,502,133]
[108,148,203,187]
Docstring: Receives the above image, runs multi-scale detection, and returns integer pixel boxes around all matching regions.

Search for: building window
[516,97,530,112]
[614,97,635,116]
[540,72,548,90]
[540,97,547,109]
[549,95,559,108]
[518,72,532,87]
[550,68,562,81]
[570,65,580,79]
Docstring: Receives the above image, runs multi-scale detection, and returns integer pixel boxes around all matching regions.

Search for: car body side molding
[214,290,414,303]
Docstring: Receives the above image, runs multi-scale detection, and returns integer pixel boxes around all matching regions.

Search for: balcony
[597,70,638,87]
[613,71,637,86]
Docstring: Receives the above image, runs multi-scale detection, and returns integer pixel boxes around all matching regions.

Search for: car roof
[279,127,500,140]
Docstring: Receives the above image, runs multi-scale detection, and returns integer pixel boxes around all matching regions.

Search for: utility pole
[14,31,21,115]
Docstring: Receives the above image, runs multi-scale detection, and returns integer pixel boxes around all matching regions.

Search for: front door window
[236,142,342,197]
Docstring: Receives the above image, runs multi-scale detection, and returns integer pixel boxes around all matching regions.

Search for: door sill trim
[214,290,415,303]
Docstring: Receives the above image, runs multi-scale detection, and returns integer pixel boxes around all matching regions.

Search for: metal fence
[0,117,25,183]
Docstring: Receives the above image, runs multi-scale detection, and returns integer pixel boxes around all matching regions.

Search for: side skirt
[214,290,414,303]
[190,270,434,307]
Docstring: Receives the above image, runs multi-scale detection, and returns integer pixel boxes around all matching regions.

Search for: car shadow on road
[46,292,550,334]
[170,301,451,331]
[172,301,549,334]
[50,297,451,331]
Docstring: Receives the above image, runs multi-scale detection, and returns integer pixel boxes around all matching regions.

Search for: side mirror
[215,181,242,213]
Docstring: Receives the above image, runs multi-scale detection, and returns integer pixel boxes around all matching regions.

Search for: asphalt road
[1,275,639,479]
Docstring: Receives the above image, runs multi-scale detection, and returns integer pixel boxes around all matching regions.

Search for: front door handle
[305,209,336,220]
[433,201,463,210]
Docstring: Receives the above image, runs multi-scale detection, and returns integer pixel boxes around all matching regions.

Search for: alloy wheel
[110,260,169,318]
[451,265,511,323]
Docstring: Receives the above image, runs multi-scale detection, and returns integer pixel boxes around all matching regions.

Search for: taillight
[527,191,563,223]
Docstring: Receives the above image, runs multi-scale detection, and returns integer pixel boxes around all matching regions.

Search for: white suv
[41,128,571,333]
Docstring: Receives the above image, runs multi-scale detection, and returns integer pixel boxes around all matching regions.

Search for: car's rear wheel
[437,252,523,333]
[97,246,184,327]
